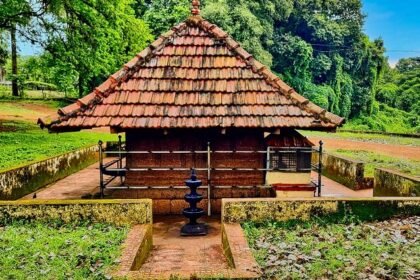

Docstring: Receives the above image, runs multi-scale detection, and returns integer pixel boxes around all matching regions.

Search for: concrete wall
[312,151,369,190]
[266,172,311,185]
[111,187,273,214]
[221,197,420,223]
[0,199,153,225]
[0,146,98,200]
[374,168,420,197]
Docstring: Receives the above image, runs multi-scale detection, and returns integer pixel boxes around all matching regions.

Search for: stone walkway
[138,216,231,278]
[311,172,373,198]
[21,161,372,201]
[20,160,120,200]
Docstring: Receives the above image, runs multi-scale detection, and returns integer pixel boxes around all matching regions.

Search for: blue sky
[18,0,420,66]
[362,0,420,66]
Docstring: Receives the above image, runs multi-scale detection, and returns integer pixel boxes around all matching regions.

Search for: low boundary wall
[374,168,420,197]
[0,145,98,200]
[313,151,372,190]
[0,199,153,226]
[221,197,420,224]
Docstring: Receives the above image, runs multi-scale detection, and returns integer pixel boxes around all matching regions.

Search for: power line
[303,43,420,54]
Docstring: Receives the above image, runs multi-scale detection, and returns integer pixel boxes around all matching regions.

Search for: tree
[136,0,190,37]
[28,0,153,96]
[201,0,385,119]
[10,25,18,96]
[202,0,294,67]
[395,68,420,115]
[0,0,57,96]
[0,31,8,82]
[396,57,420,73]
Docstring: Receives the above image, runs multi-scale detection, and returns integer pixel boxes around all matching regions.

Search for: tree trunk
[11,25,18,97]
[78,74,84,98]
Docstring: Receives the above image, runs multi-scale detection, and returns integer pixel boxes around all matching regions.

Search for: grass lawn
[301,130,420,147]
[0,222,128,279]
[332,149,420,177]
[0,120,116,171]
[301,130,420,177]
[0,99,67,119]
[0,86,71,99]
[244,216,420,280]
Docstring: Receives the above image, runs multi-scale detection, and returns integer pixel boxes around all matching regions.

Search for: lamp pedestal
[181,169,207,236]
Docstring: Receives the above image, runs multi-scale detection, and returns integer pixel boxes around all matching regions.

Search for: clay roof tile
[40,13,344,132]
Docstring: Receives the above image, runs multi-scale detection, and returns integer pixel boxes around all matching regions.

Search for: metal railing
[98,139,324,215]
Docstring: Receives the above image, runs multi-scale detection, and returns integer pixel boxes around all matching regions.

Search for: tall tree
[0,0,51,96]
[202,0,385,119]
[27,0,153,96]
[10,24,18,96]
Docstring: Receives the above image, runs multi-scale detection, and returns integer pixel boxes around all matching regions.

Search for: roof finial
[191,0,200,15]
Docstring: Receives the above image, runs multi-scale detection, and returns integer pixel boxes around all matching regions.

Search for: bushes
[344,103,419,133]
[24,81,57,91]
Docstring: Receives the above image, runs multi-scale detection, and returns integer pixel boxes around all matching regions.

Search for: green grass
[301,130,420,146]
[0,221,128,279]
[300,130,420,177]
[0,99,68,116]
[244,216,420,280]
[331,149,420,177]
[0,86,72,99]
[0,120,116,171]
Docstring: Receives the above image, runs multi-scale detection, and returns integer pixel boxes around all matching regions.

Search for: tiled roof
[265,129,315,147]
[38,15,344,132]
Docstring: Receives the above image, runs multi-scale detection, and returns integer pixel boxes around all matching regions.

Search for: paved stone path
[20,160,120,200]
[311,171,373,198]
[138,216,231,278]
[21,161,372,201]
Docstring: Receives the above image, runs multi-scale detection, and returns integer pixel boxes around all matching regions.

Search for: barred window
[269,148,312,172]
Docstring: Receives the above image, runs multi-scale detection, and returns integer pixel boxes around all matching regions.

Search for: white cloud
[388,59,398,68]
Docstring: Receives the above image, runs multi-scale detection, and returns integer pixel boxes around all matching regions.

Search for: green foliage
[0,0,34,29]
[345,103,419,133]
[374,57,419,121]
[396,57,420,73]
[272,33,313,84]
[395,68,420,114]
[376,83,399,107]
[7,0,154,97]
[24,81,57,91]
[202,0,386,120]
[302,83,331,109]
[0,222,127,279]
[202,0,287,67]
[138,0,191,37]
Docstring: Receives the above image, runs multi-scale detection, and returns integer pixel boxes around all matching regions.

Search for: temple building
[38,1,344,214]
